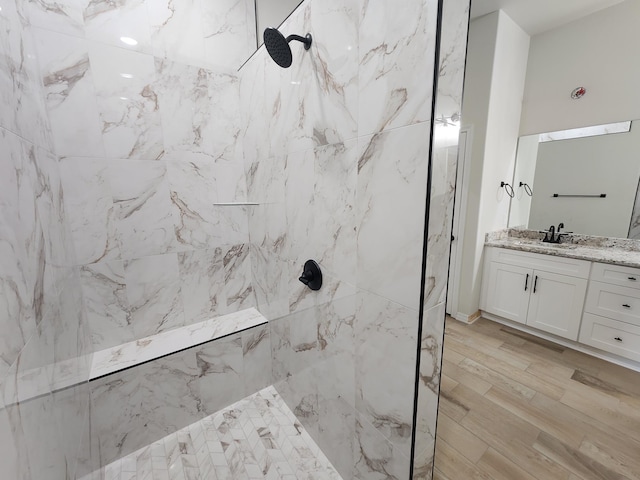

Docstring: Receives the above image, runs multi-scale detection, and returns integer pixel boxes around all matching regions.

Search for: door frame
[447,126,473,318]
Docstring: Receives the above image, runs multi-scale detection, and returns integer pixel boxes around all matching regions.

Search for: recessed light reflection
[120,36,138,46]
[120,73,134,79]
[120,97,129,101]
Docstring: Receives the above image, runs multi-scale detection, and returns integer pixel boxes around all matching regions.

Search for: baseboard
[451,310,481,324]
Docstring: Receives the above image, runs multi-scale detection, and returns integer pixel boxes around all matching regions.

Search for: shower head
[263,28,312,68]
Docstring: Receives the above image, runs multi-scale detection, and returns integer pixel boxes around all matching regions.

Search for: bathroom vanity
[480,229,640,369]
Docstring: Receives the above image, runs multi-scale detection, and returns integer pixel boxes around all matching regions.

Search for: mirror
[211,0,304,70]
[254,0,305,50]
[508,120,640,238]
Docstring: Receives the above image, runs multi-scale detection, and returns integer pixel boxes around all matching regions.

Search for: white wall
[457,10,530,318]
[528,125,640,237]
[508,134,539,228]
[520,0,640,135]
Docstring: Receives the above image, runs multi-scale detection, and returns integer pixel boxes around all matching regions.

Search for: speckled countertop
[485,229,640,269]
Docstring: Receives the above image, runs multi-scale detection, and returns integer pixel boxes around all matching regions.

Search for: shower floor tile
[81,386,343,480]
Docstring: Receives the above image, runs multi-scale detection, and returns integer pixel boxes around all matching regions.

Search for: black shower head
[263,28,312,68]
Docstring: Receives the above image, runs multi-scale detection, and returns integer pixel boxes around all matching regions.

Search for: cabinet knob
[614,336,623,342]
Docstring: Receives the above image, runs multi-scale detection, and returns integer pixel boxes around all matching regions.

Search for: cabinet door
[483,262,532,324]
[526,270,588,341]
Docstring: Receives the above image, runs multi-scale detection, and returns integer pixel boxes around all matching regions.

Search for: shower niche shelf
[4,308,268,406]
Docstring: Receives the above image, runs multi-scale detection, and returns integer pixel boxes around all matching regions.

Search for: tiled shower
[0,0,470,478]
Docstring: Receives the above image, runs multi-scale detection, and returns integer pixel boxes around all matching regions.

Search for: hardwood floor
[433,317,640,480]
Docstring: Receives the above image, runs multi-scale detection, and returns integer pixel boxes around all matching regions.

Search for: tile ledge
[2,308,268,407]
[90,307,268,380]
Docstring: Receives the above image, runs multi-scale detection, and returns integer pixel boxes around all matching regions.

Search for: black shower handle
[298,260,322,291]
[299,271,313,285]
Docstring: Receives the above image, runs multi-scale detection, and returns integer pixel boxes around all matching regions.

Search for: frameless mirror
[215,0,304,69]
[254,0,304,49]
[508,120,640,238]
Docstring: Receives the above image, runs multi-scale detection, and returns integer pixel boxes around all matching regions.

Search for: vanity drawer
[579,313,640,363]
[590,262,640,290]
[487,247,591,279]
[584,281,640,326]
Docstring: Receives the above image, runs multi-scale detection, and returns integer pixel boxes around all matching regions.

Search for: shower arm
[285,34,312,50]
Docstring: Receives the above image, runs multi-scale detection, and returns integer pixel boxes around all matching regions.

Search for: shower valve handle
[298,260,322,291]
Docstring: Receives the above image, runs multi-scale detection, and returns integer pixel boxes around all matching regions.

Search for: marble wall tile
[83,0,153,53]
[354,290,417,460]
[124,253,185,339]
[223,243,256,313]
[201,0,256,69]
[197,334,245,409]
[49,265,91,364]
[356,122,431,311]
[354,410,411,480]
[316,394,356,479]
[109,159,178,259]
[0,404,19,479]
[86,327,263,469]
[167,156,249,251]
[241,324,271,396]
[0,57,92,478]
[156,59,217,157]
[269,294,358,479]
[147,0,206,68]
[255,0,359,157]
[249,202,287,256]
[314,297,357,479]
[20,0,89,37]
[0,3,52,149]
[413,303,445,474]
[0,129,42,378]
[358,0,438,136]
[177,248,224,324]
[59,158,120,265]
[238,53,269,165]
[206,70,242,162]
[33,145,79,267]
[249,244,289,318]
[213,159,248,203]
[313,140,357,284]
[274,366,320,439]
[32,27,105,158]
[80,261,130,350]
[4,392,61,479]
[88,43,163,160]
[246,152,285,204]
[422,143,458,310]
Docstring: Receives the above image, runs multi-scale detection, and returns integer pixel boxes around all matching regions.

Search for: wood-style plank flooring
[433,316,640,480]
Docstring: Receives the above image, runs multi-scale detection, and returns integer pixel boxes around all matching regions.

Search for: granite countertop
[485,229,640,269]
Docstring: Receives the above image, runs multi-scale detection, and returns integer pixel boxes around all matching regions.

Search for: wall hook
[519,182,533,196]
[500,181,515,198]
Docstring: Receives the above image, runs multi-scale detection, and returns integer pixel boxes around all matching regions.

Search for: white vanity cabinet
[579,263,640,362]
[481,247,590,341]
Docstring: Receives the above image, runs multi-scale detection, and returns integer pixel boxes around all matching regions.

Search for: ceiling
[470,0,626,35]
